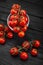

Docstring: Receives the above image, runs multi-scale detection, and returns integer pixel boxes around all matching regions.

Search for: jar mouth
[7,14,30,31]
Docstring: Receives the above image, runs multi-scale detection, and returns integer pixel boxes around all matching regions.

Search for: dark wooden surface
[0,0,43,65]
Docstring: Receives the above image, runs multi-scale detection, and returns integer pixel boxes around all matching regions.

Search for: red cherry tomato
[12,4,21,10]
[10,9,18,14]
[21,25,28,32]
[7,32,13,39]
[12,20,18,26]
[20,16,28,23]
[0,24,4,31]
[33,40,40,48]
[19,19,26,27]
[20,52,28,60]
[5,26,11,32]
[31,49,38,56]
[18,31,25,38]
[0,38,6,44]
[8,21,13,27]
[10,15,19,21]
[10,47,18,56]
[13,27,20,33]
[9,20,18,27]
[22,41,30,49]
[20,10,26,16]
[0,31,4,37]
[10,15,15,21]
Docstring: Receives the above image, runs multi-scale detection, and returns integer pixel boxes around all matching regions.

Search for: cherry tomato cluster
[8,4,29,38]
[0,24,6,44]
[0,24,14,44]
[0,4,41,61]
[10,40,40,61]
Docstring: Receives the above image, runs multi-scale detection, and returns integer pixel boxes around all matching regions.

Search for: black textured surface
[0,0,43,65]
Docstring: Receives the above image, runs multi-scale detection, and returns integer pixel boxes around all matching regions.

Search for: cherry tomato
[0,38,6,44]
[20,16,28,23]
[20,52,28,60]
[22,41,30,49]
[18,31,25,38]
[5,26,11,32]
[20,10,26,16]
[10,15,15,21]
[19,19,26,27]
[10,47,18,56]
[9,20,18,27]
[0,31,4,37]
[10,15,19,21]
[8,21,13,27]
[7,32,13,39]
[0,24,4,31]
[33,40,40,48]
[12,4,21,10]
[13,27,20,33]
[10,9,18,14]
[31,49,38,56]
[21,25,28,32]
[14,15,19,20]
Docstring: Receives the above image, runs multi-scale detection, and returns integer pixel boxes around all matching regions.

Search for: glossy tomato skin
[13,27,20,33]
[0,38,6,44]
[8,20,18,27]
[19,19,26,27]
[5,26,11,32]
[20,15,28,23]
[10,15,19,21]
[12,4,21,10]
[31,49,38,56]
[0,31,4,37]
[10,9,18,15]
[7,32,13,39]
[20,10,26,16]
[0,24,4,31]
[20,52,28,60]
[33,40,40,48]
[18,31,25,38]
[22,41,30,49]
[21,25,28,32]
[10,15,15,21]
[10,47,18,56]
[8,21,13,27]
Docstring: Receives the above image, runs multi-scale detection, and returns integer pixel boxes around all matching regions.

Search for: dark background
[0,0,43,65]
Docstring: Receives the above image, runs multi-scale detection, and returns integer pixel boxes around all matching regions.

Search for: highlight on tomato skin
[8,20,18,28]
[4,26,11,32]
[0,31,4,37]
[9,47,19,56]
[20,15,28,23]
[20,10,26,16]
[10,9,18,15]
[33,40,40,48]
[21,25,28,32]
[7,32,13,39]
[22,41,30,49]
[13,27,20,33]
[18,31,25,38]
[12,4,21,10]
[10,15,19,21]
[31,49,38,56]
[0,24,5,31]
[0,38,6,44]
[20,52,28,61]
